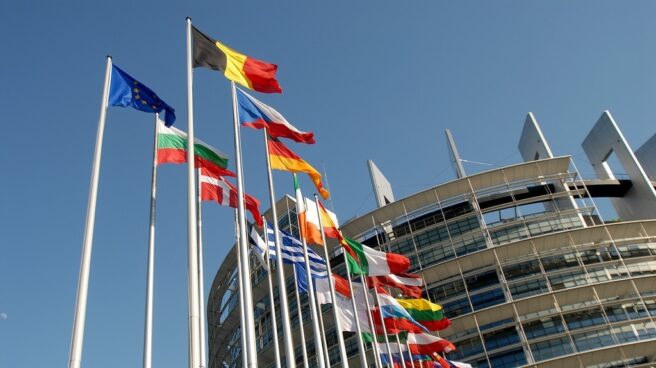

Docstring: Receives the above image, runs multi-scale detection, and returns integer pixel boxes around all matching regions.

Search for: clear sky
[2,1,656,367]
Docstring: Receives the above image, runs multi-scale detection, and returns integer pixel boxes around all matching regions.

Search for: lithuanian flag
[268,136,329,199]
[395,298,451,331]
[192,25,282,93]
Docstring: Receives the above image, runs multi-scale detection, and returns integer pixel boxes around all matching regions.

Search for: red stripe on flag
[242,57,282,93]
[386,252,411,274]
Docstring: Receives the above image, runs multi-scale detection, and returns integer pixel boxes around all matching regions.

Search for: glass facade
[208,158,656,368]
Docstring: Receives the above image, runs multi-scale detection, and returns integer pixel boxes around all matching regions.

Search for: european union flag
[108,65,176,126]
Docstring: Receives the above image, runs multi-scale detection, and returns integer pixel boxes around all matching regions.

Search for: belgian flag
[192,25,282,93]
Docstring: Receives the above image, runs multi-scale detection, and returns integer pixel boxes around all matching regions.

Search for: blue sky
[2,1,656,367]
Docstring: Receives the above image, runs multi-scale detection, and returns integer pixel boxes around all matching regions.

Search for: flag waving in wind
[156,119,235,177]
[238,88,315,144]
[268,136,330,199]
[200,169,262,227]
[191,25,282,93]
[109,65,176,126]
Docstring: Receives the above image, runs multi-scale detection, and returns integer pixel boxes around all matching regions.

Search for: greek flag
[262,222,327,278]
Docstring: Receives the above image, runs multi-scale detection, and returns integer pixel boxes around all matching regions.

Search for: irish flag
[268,136,329,199]
[343,237,410,276]
[237,88,315,144]
[157,119,235,177]
[302,196,340,246]
[199,168,262,227]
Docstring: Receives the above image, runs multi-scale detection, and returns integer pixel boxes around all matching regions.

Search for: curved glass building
[208,111,656,368]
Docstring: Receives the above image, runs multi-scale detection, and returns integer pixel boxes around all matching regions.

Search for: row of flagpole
[69,17,463,368]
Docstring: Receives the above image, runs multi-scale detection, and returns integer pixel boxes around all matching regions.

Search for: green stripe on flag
[344,237,369,274]
[345,252,365,275]
[158,133,229,169]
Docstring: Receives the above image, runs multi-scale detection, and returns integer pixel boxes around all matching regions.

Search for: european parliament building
[208,111,656,368]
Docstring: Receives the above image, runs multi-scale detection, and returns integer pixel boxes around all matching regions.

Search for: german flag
[192,26,282,93]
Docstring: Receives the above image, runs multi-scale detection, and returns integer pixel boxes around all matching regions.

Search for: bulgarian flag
[157,119,236,178]
[199,168,263,227]
[395,298,451,332]
[267,136,329,199]
[191,25,282,93]
[406,333,456,355]
[237,88,315,144]
[343,237,410,276]
[368,273,424,298]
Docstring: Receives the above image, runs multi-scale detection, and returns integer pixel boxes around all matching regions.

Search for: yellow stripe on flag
[270,154,330,199]
[215,41,252,89]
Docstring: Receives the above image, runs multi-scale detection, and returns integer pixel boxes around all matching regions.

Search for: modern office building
[208,111,656,368]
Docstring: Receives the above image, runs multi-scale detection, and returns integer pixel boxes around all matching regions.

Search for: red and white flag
[200,169,262,227]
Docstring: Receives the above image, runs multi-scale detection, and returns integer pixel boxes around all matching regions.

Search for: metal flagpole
[360,278,383,368]
[185,17,202,368]
[197,169,207,368]
[313,195,348,368]
[292,199,325,368]
[371,286,393,367]
[142,114,160,368]
[405,339,414,368]
[342,256,369,368]
[261,216,282,368]
[394,333,405,368]
[262,129,296,368]
[293,266,309,368]
[231,81,258,368]
[314,286,331,367]
[235,210,247,368]
[68,55,112,368]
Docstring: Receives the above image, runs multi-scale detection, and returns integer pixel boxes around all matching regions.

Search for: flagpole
[405,339,415,368]
[360,277,384,368]
[342,257,369,368]
[313,195,348,368]
[142,113,160,368]
[293,200,325,368]
[263,129,296,368]
[185,17,202,368]
[314,277,331,367]
[372,286,394,367]
[394,333,406,368]
[197,169,207,368]
[261,217,282,368]
[235,210,247,368]
[68,55,112,368]
[292,266,309,368]
[231,81,258,368]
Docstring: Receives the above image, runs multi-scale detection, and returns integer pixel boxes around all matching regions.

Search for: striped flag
[192,25,282,93]
[156,119,236,177]
[268,136,329,199]
[374,291,429,333]
[237,88,314,144]
[343,237,411,276]
[368,273,424,298]
[406,333,456,355]
[261,223,327,278]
